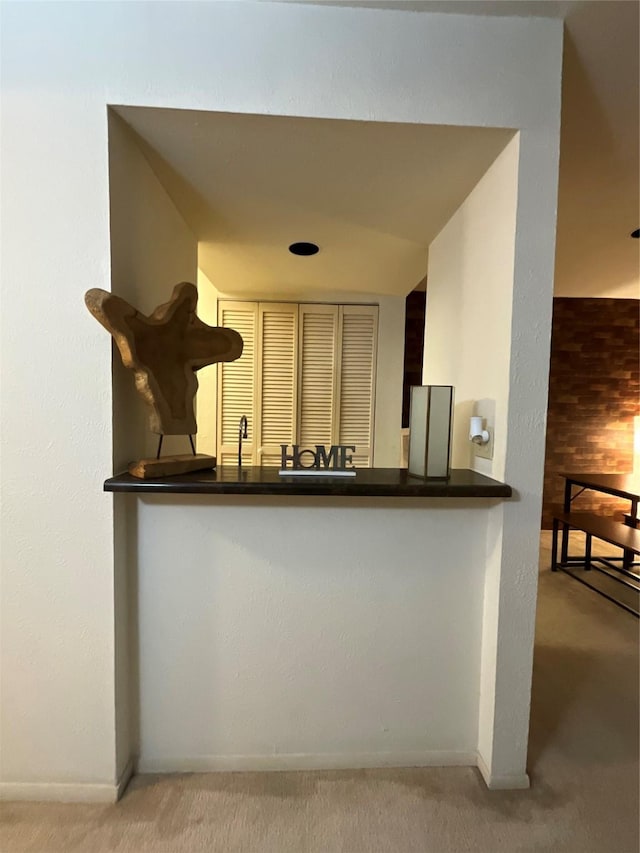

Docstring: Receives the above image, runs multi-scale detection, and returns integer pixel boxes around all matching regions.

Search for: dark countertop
[104,467,512,498]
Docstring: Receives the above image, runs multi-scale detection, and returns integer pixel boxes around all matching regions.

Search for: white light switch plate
[473,427,494,460]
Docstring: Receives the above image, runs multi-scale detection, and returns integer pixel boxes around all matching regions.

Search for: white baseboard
[0,781,118,804]
[137,749,477,774]
[0,757,135,804]
[476,753,530,790]
[116,757,135,799]
[0,753,531,799]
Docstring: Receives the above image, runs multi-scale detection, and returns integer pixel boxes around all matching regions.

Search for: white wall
[109,112,198,467]
[424,135,519,480]
[136,497,487,772]
[0,1,562,798]
[423,130,560,785]
[108,113,198,781]
[424,137,530,784]
[196,276,405,467]
[195,269,220,458]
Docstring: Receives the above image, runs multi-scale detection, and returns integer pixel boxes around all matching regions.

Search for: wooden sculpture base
[128,454,216,480]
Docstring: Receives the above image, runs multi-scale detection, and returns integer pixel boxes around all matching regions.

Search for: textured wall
[542,298,640,528]
[424,138,520,480]
[424,136,553,788]
[108,112,198,781]
[136,497,486,772]
[1,1,562,797]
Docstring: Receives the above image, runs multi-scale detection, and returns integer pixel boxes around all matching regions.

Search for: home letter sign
[280,445,356,471]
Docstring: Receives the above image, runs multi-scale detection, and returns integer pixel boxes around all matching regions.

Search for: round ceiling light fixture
[631,228,640,239]
[289,242,319,256]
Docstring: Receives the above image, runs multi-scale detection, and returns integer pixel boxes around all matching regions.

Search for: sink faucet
[238,415,248,466]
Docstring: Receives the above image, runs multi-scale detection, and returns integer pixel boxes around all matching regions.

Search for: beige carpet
[1,533,638,853]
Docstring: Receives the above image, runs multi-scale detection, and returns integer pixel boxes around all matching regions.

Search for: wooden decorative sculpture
[85,282,243,478]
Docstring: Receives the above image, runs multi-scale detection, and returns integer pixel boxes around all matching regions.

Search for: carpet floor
[1,532,638,853]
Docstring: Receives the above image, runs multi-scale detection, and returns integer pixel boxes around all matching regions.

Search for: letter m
[315,445,339,469]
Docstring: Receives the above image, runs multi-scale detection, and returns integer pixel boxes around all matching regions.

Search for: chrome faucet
[238,415,248,466]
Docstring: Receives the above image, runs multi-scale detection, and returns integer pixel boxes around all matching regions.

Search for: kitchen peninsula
[105,466,512,497]
[111,464,520,789]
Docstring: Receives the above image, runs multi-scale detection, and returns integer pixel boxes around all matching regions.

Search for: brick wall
[541,298,639,528]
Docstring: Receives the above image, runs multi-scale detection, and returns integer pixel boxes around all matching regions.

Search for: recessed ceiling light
[631,229,640,239]
[289,242,319,256]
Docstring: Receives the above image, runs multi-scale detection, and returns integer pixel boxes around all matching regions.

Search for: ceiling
[117,107,512,297]
[283,0,639,298]
[118,0,639,299]
[551,0,639,298]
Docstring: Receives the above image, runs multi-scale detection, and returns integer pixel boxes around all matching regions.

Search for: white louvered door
[217,300,377,468]
[298,304,339,450]
[337,305,378,467]
[217,301,258,466]
[256,303,298,466]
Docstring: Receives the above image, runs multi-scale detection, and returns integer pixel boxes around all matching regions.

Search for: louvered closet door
[337,305,378,467]
[298,304,339,449]
[217,301,258,466]
[256,303,298,466]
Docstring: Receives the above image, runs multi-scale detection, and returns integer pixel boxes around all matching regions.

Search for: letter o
[298,449,318,469]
